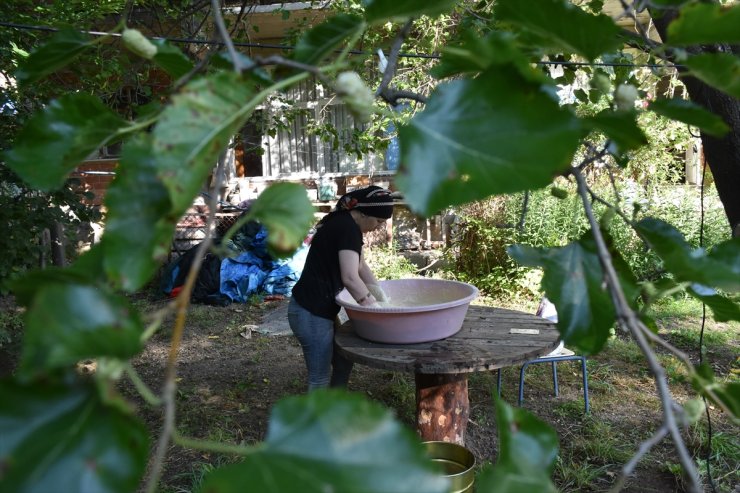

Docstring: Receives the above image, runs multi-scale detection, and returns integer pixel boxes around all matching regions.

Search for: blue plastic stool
[496,346,590,414]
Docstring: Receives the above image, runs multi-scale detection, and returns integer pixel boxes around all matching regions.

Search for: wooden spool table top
[335,304,561,444]
[335,305,560,375]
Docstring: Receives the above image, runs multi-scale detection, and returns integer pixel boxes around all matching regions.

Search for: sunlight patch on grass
[665,325,736,349]
[650,295,705,319]
[552,400,585,420]
[603,336,644,364]
[656,353,690,386]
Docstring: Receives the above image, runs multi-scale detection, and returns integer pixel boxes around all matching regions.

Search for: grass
[457,291,736,490]
[555,455,612,493]
[649,294,708,320]
[604,335,645,364]
[687,425,740,490]
[666,325,735,349]
[169,456,237,493]
[3,263,738,493]
[375,372,416,423]
[578,416,634,464]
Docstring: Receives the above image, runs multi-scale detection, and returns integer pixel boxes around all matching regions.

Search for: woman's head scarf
[335,185,394,219]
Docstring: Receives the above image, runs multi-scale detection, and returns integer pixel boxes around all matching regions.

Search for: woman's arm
[338,249,375,305]
[358,252,379,286]
[357,253,387,301]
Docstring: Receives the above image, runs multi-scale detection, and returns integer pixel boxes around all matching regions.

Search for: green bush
[0,169,100,292]
[449,180,729,298]
[446,197,533,297]
[0,301,23,349]
[365,244,418,280]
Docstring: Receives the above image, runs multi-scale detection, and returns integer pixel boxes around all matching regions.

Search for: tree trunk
[651,11,740,237]
[50,221,66,267]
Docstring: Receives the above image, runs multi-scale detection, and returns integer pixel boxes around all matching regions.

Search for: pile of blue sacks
[161,219,308,306]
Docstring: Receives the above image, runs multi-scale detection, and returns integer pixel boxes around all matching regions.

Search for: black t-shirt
[292,211,363,320]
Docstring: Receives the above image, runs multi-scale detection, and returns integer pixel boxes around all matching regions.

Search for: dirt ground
[1,293,736,492]
[115,295,737,493]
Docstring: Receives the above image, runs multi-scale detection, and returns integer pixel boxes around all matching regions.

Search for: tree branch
[227,0,253,38]
[143,152,226,493]
[571,166,702,493]
[252,54,335,89]
[617,0,660,52]
[377,19,412,96]
[376,20,427,106]
[609,424,670,493]
[584,184,634,229]
[380,89,427,106]
[211,0,243,72]
[517,191,530,232]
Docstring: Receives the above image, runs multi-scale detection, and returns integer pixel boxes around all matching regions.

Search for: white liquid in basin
[374,290,457,308]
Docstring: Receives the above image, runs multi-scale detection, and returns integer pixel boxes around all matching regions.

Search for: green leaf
[475,399,558,492]
[3,94,126,191]
[634,218,740,292]
[396,67,581,216]
[708,237,740,283]
[211,53,273,85]
[293,14,364,66]
[683,53,740,100]
[14,29,92,86]
[10,268,95,307]
[0,378,149,493]
[686,285,740,323]
[363,0,457,24]
[152,39,194,79]
[245,183,315,257]
[683,398,706,424]
[714,381,740,420]
[691,364,740,419]
[199,390,449,493]
[103,137,175,291]
[649,98,730,138]
[153,72,256,215]
[495,0,621,61]
[508,234,618,354]
[68,242,107,283]
[590,71,611,96]
[19,282,143,375]
[667,2,740,45]
[583,109,648,151]
[495,398,559,472]
[431,30,543,82]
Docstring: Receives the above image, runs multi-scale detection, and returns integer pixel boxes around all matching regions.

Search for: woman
[288,185,394,390]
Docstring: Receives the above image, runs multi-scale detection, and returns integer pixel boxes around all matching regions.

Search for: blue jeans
[287,297,353,390]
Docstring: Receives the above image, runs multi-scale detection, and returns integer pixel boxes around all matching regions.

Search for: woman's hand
[357,292,377,306]
[367,283,388,302]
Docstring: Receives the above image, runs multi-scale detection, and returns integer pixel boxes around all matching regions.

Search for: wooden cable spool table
[335,305,560,445]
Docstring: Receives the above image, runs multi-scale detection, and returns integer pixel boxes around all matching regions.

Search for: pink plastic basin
[335,279,479,344]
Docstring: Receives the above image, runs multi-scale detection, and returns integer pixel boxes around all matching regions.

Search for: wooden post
[415,373,469,445]
[50,221,66,267]
[40,228,51,268]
